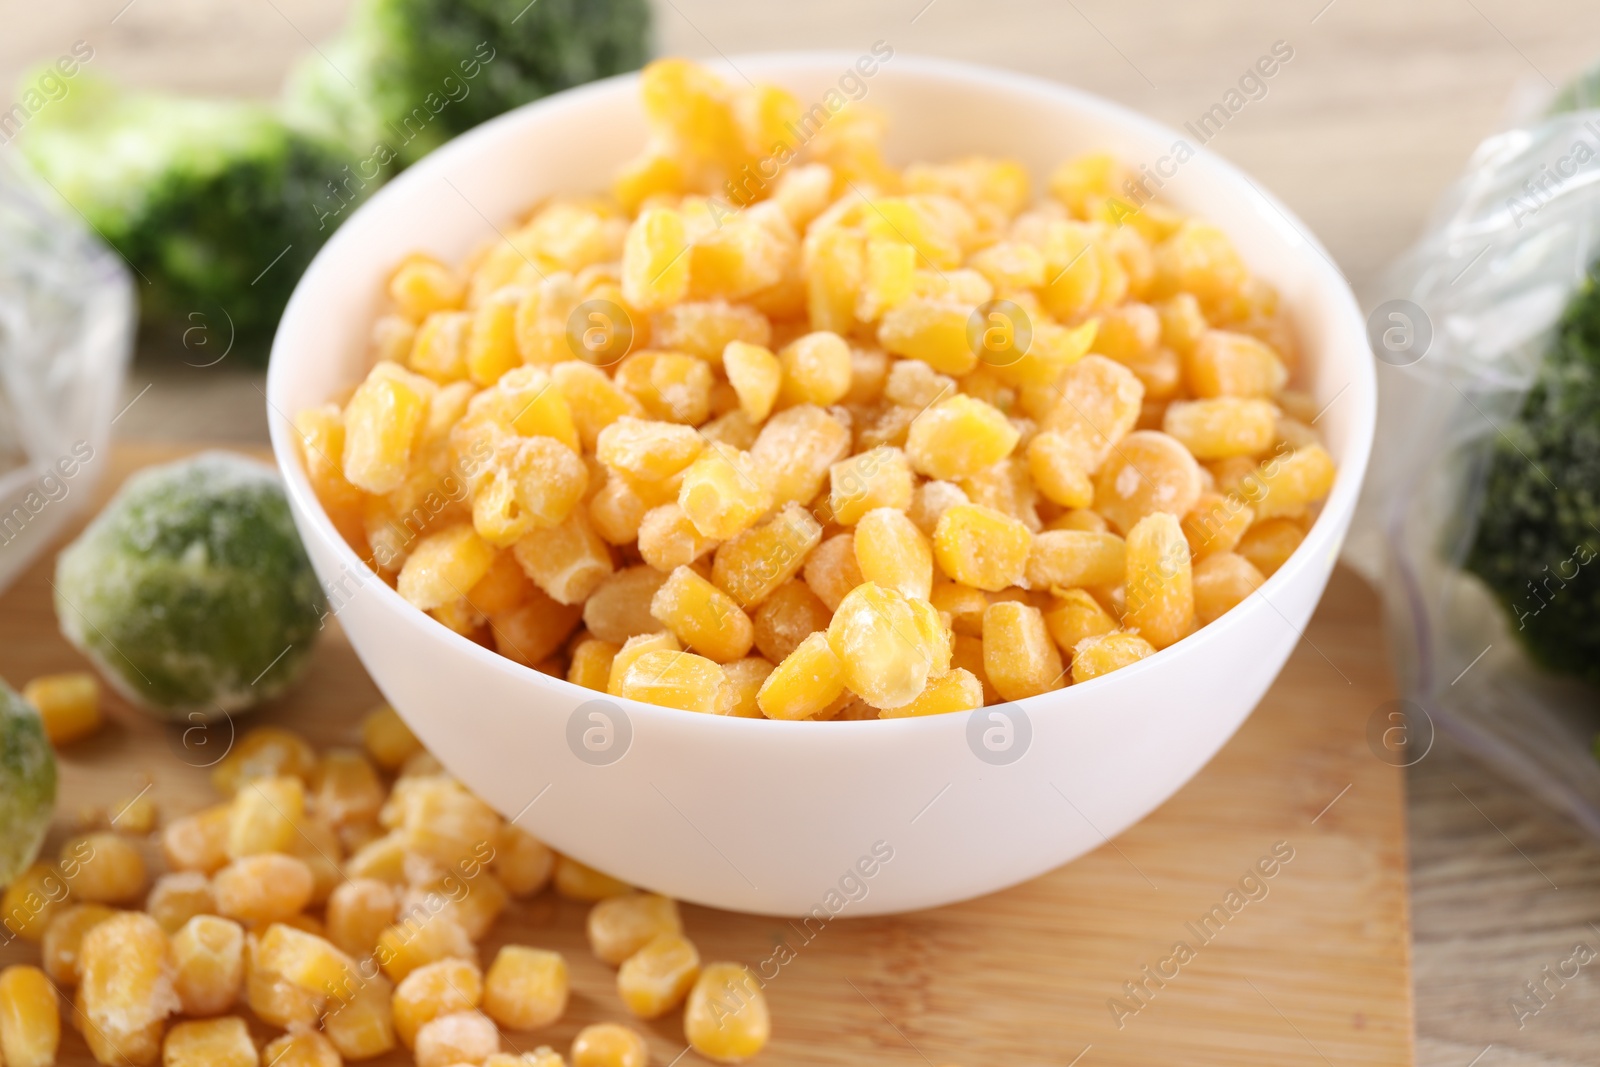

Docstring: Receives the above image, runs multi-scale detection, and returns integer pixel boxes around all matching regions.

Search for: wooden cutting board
[0,444,1413,1067]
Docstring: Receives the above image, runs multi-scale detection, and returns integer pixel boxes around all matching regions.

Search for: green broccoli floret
[1465,261,1600,685]
[0,679,57,885]
[20,81,363,365]
[55,452,327,721]
[286,0,651,167]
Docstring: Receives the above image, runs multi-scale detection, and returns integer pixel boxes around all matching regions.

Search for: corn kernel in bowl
[299,57,1333,719]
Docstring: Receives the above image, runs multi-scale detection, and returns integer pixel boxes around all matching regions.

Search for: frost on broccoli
[55,452,327,720]
[19,83,363,364]
[1466,261,1600,685]
[0,680,57,885]
[286,0,652,168]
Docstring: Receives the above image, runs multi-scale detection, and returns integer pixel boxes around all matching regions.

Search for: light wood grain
[0,445,1411,1066]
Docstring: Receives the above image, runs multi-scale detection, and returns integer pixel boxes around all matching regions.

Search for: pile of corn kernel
[1,673,770,1066]
[296,57,1336,720]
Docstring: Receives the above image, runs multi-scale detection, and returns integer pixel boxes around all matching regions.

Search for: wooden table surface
[8,2,1600,1065]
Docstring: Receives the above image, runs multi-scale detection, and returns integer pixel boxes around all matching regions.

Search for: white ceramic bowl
[268,53,1375,917]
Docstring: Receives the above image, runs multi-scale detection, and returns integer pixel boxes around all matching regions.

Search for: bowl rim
[266,50,1377,736]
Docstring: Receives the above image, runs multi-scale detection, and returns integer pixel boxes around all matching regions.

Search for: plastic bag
[1347,60,1600,833]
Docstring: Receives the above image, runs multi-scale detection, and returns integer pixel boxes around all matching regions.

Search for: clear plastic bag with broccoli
[1349,59,1600,832]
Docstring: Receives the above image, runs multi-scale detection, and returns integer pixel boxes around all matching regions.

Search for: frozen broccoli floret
[55,452,327,720]
[0,679,57,885]
[1465,261,1600,685]
[19,81,364,365]
[286,0,651,167]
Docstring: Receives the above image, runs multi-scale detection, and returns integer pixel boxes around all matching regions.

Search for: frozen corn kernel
[855,403,918,452]
[1180,491,1252,559]
[828,583,945,710]
[1044,590,1119,657]
[1151,220,1248,309]
[108,789,158,834]
[22,672,100,745]
[311,749,384,830]
[42,903,117,986]
[553,855,632,901]
[685,963,770,1064]
[483,946,568,1031]
[374,910,475,983]
[883,358,954,409]
[391,255,465,320]
[722,341,783,423]
[388,776,501,870]
[1092,430,1203,535]
[64,832,147,904]
[829,446,914,525]
[495,434,591,535]
[344,831,409,884]
[711,504,822,610]
[679,444,771,541]
[930,580,989,637]
[777,330,853,407]
[587,893,683,966]
[618,649,728,713]
[1186,331,1287,399]
[323,971,396,1060]
[513,511,614,605]
[598,415,704,483]
[490,589,584,668]
[362,705,422,772]
[393,958,482,1049]
[909,480,970,536]
[409,310,472,382]
[571,1023,648,1067]
[932,504,1033,592]
[751,580,831,663]
[622,207,690,312]
[146,872,215,935]
[162,1016,257,1067]
[212,726,317,796]
[256,922,355,1002]
[343,369,428,495]
[488,828,552,899]
[1248,444,1335,520]
[160,805,231,875]
[1,863,67,942]
[617,932,700,1020]
[806,224,864,334]
[650,565,754,662]
[589,476,650,545]
[969,239,1046,290]
[1236,517,1306,577]
[877,298,977,376]
[214,855,314,925]
[224,775,304,859]
[1124,512,1195,651]
[80,912,180,1067]
[719,657,774,717]
[1025,431,1092,509]
[638,502,719,572]
[568,636,622,693]
[615,349,714,424]
[1162,398,1277,459]
[1072,632,1157,683]
[325,879,396,961]
[465,286,522,386]
[854,508,934,601]
[688,212,793,301]
[983,602,1064,701]
[1025,530,1126,591]
[651,301,769,367]
[0,965,59,1067]
[905,395,1019,480]
[400,524,496,612]
[880,668,984,718]
[758,631,846,721]
[261,1032,340,1067]
[1194,552,1265,624]
[958,456,1038,530]
[245,935,324,1031]
[856,236,916,321]
[1041,355,1145,471]
[607,632,682,695]
[749,404,851,506]
[415,1009,499,1067]
[551,362,644,452]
